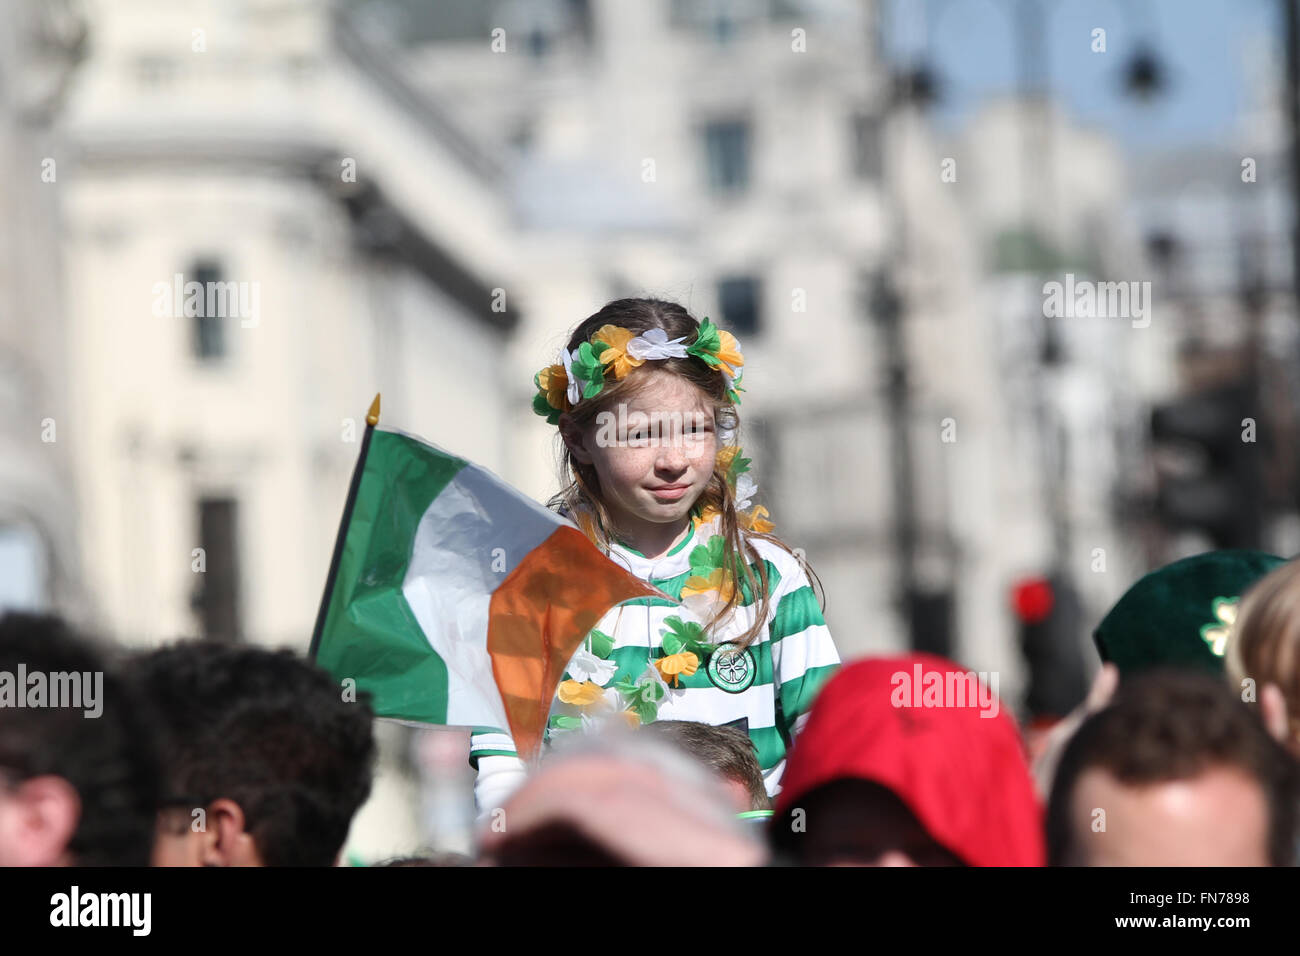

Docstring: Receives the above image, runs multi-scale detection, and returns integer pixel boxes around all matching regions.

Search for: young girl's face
[569,368,717,536]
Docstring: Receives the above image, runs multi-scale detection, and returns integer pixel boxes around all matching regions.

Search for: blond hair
[1226,559,1300,744]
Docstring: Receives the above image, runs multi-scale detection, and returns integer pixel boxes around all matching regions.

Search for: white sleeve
[468,727,528,823]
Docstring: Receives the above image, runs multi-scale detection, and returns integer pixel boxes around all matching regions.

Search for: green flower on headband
[687,317,722,365]
[570,341,611,400]
[532,317,746,422]
[686,316,744,380]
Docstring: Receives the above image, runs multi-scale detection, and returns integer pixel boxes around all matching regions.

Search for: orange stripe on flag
[487,525,662,761]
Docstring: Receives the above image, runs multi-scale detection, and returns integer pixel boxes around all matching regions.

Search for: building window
[0,523,48,613]
[703,120,751,194]
[193,497,241,641]
[191,258,226,362]
[135,55,176,88]
[671,0,763,40]
[718,275,761,336]
[851,112,883,181]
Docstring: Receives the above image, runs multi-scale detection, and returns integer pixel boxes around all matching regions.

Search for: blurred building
[381,0,915,658]
[7,0,1242,858]
[378,0,1172,707]
[52,0,529,859]
[0,1,85,617]
[1129,32,1300,563]
[935,97,1176,696]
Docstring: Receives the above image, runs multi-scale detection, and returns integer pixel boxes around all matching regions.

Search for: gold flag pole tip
[366,393,381,427]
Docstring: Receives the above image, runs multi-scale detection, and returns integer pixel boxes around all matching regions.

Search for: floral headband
[533,317,772,535]
[531,317,745,426]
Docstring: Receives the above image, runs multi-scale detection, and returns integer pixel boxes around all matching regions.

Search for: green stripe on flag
[315,430,467,724]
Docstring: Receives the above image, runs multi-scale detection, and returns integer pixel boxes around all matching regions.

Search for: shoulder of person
[739,530,807,589]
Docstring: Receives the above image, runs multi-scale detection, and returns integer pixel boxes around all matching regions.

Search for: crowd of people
[4,300,1300,867]
[1,546,1299,866]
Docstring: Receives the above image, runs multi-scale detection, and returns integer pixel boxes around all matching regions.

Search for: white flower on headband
[559,346,582,406]
[626,328,690,361]
[734,473,758,511]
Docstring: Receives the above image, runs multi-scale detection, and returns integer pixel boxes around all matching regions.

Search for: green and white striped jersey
[469,515,840,814]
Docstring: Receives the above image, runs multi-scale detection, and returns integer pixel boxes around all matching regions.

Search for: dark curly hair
[0,613,161,866]
[1046,668,1300,866]
[125,641,376,866]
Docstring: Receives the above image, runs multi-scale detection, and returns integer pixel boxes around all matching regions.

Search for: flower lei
[537,318,773,739]
[549,502,768,737]
[531,317,745,426]
[551,615,720,734]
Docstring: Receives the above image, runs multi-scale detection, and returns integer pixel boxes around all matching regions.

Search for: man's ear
[1260,683,1292,747]
[5,775,79,866]
[201,798,263,867]
[559,417,593,465]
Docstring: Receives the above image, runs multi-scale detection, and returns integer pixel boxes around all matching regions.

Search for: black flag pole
[309,393,381,661]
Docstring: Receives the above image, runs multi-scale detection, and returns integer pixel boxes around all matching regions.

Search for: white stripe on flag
[401,463,568,726]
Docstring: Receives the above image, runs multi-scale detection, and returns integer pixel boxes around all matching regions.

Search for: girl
[471,298,840,816]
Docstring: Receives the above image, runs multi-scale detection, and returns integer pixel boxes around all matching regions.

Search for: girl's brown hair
[1226,558,1300,746]
[546,297,823,649]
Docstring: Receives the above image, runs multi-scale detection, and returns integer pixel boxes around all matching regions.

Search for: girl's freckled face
[581,370,717,532]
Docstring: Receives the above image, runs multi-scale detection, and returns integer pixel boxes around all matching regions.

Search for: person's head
[771,654,1045,867]
[0,613,160,866]
[1226,558,1300,756]
[1093,549,1285,678]
[478,730,766,866]
[1046,669,1299,866]
[125,641,376,866]
[535,297,816,646]
[640,720,770,812]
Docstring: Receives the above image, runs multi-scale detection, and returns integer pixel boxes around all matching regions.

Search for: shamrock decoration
[660,615,717,658]
[1199,596,1239,657]
[613,667,669,724]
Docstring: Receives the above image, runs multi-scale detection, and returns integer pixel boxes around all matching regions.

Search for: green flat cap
[1093,550,1288,676]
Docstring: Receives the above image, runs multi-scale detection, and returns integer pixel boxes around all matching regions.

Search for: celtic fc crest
[706,643,756,693]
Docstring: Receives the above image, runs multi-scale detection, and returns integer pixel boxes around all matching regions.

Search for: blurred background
[1,0,1297,860]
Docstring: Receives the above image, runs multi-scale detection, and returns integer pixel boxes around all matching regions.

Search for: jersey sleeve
[468,726,528,822]
[768,560,840,741]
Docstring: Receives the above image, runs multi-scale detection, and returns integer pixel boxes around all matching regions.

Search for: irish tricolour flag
[310,397,660,761]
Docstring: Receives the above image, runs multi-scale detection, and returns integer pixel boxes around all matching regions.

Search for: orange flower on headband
[714,330,744,379]
[536,364,570,413]
[592,325,643,380]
